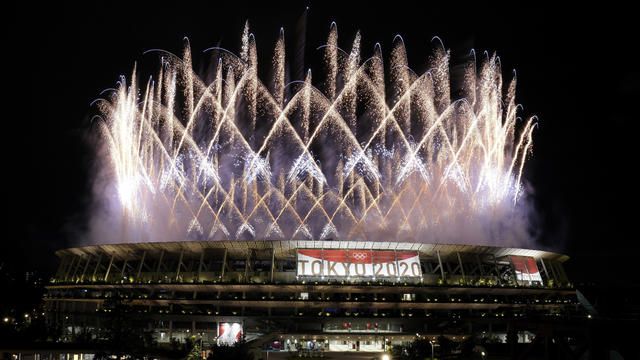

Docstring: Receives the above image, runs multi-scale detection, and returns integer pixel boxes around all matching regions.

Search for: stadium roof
[56,240,569,263]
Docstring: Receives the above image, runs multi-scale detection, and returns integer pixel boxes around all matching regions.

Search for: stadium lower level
[44,240,584,353]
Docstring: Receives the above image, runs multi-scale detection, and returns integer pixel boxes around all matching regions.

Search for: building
[44,240,581,353]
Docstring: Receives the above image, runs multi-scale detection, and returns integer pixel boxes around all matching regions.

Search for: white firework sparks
[95,23,536,243]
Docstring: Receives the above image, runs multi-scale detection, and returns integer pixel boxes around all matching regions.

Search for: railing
[48,275,569,290]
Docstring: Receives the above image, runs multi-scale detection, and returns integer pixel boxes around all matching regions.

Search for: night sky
[5,2,638,285]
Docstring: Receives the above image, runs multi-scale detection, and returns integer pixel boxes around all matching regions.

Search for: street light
[200,334,204,360]
[430,340,435,360]
[381,354,389,360]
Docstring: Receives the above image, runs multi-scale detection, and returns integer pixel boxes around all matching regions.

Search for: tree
[206,340,253,360]
[391,339,436,360]
[460,336,485,359]
[94,291,156,360]
[436,335,455,357]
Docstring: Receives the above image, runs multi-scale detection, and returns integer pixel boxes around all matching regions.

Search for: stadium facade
[44,240,580,353]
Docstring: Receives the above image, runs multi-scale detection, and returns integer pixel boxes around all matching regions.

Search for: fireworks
[93,23,536,243]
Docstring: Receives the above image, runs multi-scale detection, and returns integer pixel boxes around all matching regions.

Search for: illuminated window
[402,293,414,301]
[300,292,309,300]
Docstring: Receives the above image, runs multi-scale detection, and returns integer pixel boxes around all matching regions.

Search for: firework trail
[91,23,536,246]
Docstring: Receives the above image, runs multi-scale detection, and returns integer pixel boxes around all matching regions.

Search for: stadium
[44,240,581,354]
[40,25,588,356]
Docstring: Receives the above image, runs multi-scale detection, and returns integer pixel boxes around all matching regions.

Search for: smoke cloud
[81,24,541,250]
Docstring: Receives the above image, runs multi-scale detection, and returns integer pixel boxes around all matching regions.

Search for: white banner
[218,322,242,345]
[510,256,543,283]
[297,249,421,278]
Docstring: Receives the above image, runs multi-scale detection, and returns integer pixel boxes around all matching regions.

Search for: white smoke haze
[83,23,540,249]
